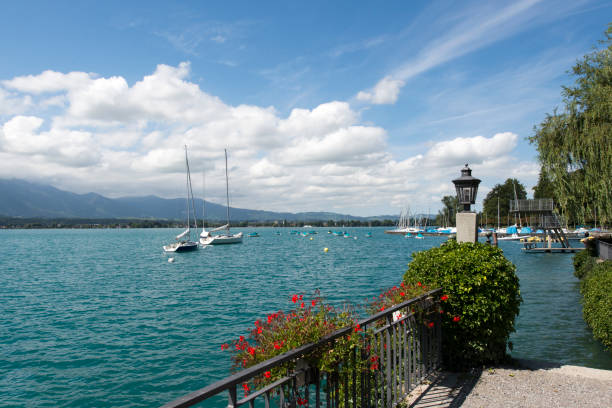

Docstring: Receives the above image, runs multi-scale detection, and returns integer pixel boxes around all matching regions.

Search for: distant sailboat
[200,149,243,245]
[164,146,199,252]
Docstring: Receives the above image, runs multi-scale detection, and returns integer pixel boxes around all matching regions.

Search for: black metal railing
[161,288,443,408]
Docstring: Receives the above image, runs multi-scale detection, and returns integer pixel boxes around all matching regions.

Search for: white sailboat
[164,146,199,252]
[200,149,243,245]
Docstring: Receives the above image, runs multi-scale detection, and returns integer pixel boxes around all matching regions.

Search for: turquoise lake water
[1,227,611,407]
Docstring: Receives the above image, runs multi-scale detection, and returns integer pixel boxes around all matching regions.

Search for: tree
[482,179,527,227]
[435,195,458,226]
[529,26,612,226]
[532,169,556,200]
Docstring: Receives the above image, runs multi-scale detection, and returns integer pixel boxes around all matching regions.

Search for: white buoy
[310,237,313,241]
[354,237,357,240]
[168,257,175,263]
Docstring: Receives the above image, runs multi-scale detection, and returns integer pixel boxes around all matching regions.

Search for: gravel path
[407,359,612,408]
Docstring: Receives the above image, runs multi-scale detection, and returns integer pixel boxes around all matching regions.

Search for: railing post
[227,385,237,408]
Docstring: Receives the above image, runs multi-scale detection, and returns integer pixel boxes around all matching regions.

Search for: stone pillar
[456,212,478,243]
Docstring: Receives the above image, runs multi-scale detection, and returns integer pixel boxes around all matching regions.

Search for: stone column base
[456,212,478,243]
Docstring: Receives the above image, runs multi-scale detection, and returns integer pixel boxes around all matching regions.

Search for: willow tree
[529,26,612,226]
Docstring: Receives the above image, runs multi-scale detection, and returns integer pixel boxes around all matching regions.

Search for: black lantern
[452,164,481,212]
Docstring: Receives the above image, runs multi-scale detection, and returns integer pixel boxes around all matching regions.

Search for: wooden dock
[522,247,582,253]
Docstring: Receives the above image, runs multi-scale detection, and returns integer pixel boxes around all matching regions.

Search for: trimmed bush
[581,261,612,351]
[573,249,597,279]
[403,240,521,369]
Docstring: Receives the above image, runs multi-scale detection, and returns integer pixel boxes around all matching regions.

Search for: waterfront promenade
[407,359,612,407]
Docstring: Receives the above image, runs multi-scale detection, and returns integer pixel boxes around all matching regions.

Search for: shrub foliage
[581,261,612,351]
[573,248,596,279]
[574,250,612,352]
[402,240,521,369]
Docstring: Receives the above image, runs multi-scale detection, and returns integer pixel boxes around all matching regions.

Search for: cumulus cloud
[0,62,535,215]
[425,132,518,165]
[356,76,405,105]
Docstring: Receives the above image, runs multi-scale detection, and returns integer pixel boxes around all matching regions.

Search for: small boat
[366,232,372,238]
[247,232,259,237]
[405,233,412,238]
[415,233,424,239]
[200,149,243,246]
[164,146,199,253]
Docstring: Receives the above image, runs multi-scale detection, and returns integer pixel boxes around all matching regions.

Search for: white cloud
[354,0,585,106]
[356,76,405,105]
[0,62,536,215]
[425,132,518,165]
[3,70,93,94]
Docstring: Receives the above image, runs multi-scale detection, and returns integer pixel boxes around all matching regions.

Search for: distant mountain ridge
[0,179,400,222]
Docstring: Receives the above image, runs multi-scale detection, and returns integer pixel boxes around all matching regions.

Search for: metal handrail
[509,199,554,213]
[162,288,443,408]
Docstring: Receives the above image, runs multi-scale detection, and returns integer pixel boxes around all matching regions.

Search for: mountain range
[0,179,401,222]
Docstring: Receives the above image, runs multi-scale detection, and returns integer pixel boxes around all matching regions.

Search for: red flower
[417,282,422,287]
[292,294,298,303]
[439,309,444,314]
[400,292,405,297]
[311,299,316,306]
[354,323,361,332]
[242,383,250,391]
[274,342,281,350]
[453,316,461,322]
[441,295,449,301]
[221,343,229,350]
[248,347,255,356]
[299,294,303,301]
[257,327,263,334]
[380,306,385,311]
[427,322,434,328]
[400,282,405,288]
[264,371,271,378]
[300,302,305,308]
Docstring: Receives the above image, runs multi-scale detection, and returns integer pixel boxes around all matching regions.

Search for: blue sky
[0,0,610,216]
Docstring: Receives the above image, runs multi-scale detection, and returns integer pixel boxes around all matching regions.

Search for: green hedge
[403,240,521,369]
[580,260,612,351]
[573,249,596,279]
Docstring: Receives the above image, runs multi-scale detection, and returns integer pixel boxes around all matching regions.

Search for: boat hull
[163,241,199,252]
[201,232,243,245]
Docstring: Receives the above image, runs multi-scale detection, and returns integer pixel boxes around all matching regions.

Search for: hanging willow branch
[529,25,612,226]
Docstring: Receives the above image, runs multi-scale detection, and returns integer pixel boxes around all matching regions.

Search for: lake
[1,227,610,407]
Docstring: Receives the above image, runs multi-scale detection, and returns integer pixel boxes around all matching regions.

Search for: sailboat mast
[185,146,197,230]
[225,149,230,230]
[185,146,190,231]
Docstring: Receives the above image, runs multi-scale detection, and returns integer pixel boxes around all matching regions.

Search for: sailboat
[200,149,243,245]
[163,146,199,252]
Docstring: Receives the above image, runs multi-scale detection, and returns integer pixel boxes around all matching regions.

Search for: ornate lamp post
[452,164,481,243]
[452,164,481,212]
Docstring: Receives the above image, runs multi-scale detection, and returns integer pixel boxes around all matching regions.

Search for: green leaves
[403,240,522,369]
